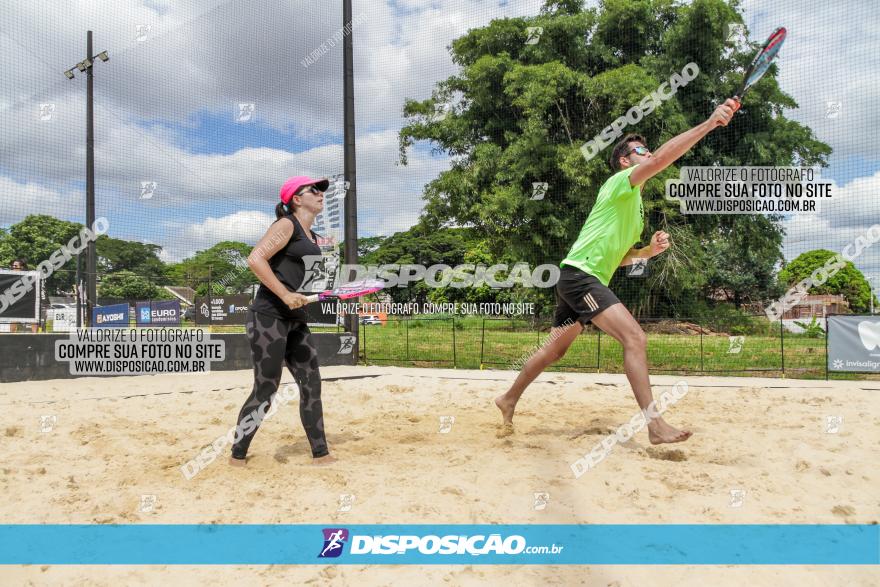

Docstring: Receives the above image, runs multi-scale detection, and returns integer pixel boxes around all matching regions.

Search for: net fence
[1,0,877,378]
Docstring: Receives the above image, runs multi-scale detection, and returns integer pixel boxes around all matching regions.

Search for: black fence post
[825,315,830,381]
[361,320,366,364]
[699,317,704,374]
[451,316,457,368]
[207,266,213,332]
[479,318,485,368]
[405,317,410,361]
[779,316,785,377]
[596,328,601,372]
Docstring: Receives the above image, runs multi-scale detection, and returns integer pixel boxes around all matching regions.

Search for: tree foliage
[98,270,161,300]
[96,237,169,285]
[167,241,257,295]
[0,215,83,294]
[778,249,876,314]
[398,0,831,317]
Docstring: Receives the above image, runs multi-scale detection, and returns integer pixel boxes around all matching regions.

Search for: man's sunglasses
[625,146,651,156]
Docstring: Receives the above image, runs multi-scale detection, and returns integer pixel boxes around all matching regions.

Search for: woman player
[229,176,336,466]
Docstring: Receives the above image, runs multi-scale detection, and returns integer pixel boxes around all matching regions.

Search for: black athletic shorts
[552,265,621,327]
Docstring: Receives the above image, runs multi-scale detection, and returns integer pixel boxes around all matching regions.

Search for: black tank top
[251,215,322,321]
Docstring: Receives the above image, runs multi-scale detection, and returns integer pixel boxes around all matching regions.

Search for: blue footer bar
[1,525,877,565]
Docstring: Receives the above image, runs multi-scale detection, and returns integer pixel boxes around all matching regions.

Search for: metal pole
[479,318,485,368]
[207,267,212,330]
[779,315,785,377]
[699,318,704,374]
[85,31,96,326]
[825,314,830,381]
[451,317,457,368]
[75,253,82,328]
[342,0,359,337]
[405,318,410,361]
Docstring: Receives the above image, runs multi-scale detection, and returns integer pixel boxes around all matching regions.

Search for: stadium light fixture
[63,31,109,326]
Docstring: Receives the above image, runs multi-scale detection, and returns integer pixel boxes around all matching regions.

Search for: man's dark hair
[609,134,647,171]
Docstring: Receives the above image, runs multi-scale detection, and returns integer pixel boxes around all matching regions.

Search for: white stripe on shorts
[582,292,598,312]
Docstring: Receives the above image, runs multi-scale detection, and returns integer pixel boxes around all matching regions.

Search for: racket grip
[304,294,320,304]
[732,96,742,113]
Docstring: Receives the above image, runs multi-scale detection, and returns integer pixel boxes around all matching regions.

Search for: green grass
[43,316,874,381]
[358,317,877,381]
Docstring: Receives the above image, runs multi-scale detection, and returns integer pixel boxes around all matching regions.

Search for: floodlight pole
[342,0,359,337]
[85,30,96,326]
[65,30,108,326]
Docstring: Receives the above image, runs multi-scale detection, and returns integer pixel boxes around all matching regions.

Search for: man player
[495,98,739,444]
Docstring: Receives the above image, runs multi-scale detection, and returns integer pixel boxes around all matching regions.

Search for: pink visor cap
[279,176,330,205]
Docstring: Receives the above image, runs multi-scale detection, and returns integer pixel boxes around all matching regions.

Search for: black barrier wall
[0,333,357,382]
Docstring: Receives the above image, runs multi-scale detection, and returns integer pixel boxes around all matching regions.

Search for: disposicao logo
[319,528,348,558]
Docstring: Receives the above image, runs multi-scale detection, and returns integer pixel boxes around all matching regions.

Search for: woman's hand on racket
[281,292,309,310]
[649,231,671,257]
[709,98,739,127]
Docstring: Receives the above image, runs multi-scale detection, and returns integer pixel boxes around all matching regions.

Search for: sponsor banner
[828,315,880,372]
[135,300,181,327]
[0,270,41,323]
[50,308,79,332]
[92,303,130,328]
[193,295,250,325]
[0,525,875,565]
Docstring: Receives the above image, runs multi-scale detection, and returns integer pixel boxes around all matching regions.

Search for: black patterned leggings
[231,309,328,459]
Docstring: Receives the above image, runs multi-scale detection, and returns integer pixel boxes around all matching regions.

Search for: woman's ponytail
[275,201,288,219]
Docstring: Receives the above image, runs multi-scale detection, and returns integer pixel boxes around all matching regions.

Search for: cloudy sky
[1,0,878,287]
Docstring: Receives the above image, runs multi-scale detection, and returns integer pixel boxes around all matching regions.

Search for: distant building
[313,191,344,239]
[164,286,196,306]
[781,294,849,320]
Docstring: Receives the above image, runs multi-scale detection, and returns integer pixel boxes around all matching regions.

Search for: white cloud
[1,0,878,278]
[740,0,880,163]
[781,171,880,281]
[0,176,67,225]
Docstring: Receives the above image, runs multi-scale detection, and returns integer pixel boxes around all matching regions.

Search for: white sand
[1,366,878,585]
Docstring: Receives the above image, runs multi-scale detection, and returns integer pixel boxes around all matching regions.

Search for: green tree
[167,241,257,296]
[362,224,477,305]
[0,228,14,265]
[98,270,160,299]
[778,249,876,314]
[398,0,830,317]
[701,216,785,309]
[0,215,84,294]
[96,237,169,285]
[357,236,387,258]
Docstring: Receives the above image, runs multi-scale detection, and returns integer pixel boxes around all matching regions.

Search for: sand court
[1,366,878,585]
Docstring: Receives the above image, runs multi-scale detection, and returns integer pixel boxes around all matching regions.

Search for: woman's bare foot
[494,395,516,426]
[647,418,693,444]
[313,454,337,465]
[228,456,247,467]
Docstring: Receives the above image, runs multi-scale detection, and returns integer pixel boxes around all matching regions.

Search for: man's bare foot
[647,419,693,445]
[228,456,247,467]
[494,395,516,426]
[313,454,337,465]
[496,423,515,438]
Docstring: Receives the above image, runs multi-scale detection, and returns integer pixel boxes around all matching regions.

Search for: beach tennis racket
[304,279,385,304]
[732,26,787,113]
